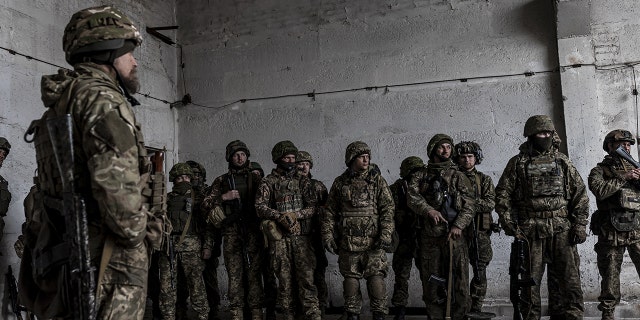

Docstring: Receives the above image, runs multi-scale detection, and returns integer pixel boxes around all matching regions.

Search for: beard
[121,69,140,94]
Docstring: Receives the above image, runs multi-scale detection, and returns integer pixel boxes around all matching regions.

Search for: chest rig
[524,154,565,198]
[167,190,194,235]
[604,158,640,232]
[420,169,458,223]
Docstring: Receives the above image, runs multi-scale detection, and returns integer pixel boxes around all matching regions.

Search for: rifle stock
[509,236,536,320]
[614,145,640,168]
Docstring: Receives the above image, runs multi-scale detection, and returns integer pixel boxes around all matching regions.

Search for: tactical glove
[207,206,226,228]
[502,221,518,237]
[323,237,337,255]
[569,224,587,245]
[277,211,301,235]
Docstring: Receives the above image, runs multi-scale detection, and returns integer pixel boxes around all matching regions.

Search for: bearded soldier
[406,134,475,320]
[296,151,329,315]
[321,141,395,320]
[495,115,588,320]
[255,141,322,320]
[0,137,11,247]
[453,141,495,315]
[202,140,264,320]
[389,156,424,320]
[588,129,640,320]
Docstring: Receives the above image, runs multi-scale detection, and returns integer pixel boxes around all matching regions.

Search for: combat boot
[251,308,263,320]
[373,312,385,320]
[265,306,276,320]
[230,309,243,320]
[601,309,614,320]
[394,306,406,320]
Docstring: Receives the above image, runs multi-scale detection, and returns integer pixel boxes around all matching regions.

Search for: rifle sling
[177,193,195,246]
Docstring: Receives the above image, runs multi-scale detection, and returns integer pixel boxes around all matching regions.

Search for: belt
[523,207,567,218]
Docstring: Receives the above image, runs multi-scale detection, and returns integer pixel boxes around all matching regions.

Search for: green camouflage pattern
[271,140,298,163]
[297,150,314,167]
[399,156,425,179]
[523,114,555,137]
[169,162,193,182]
[307,178,329,308]
[454,141,483,164]
[496,141,587,319]
[225,140,250,162]
[344,141,371,166]
[589,154,640,312]
[339,251,389,315]
[426,134,453,161]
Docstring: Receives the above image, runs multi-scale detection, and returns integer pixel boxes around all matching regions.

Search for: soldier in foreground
[407,134,475,320]
[588,129,640,320]
[0,137,10,248]
[322,141,395,320]
[20,5,160,319]
[495,115,588,320]
[389,156,424,320]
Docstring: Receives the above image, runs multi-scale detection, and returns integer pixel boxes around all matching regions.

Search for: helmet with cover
[296,151,313,168]
[400,156,424,179]
[454,141,484,165]
[271,141,298,163]
[427,134,454,161]
[186,160,206,182]
[523,115,555,137]
[345,141,371,166]
[603,129,635,152]
[63,5,142,65]
[169,163,193,183]
[225,140,250,162]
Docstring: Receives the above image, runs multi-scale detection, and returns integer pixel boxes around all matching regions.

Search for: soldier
[159,163,210,320]
[0,137,10,246]
[19,5,158,320]
[296,151,329,315]
[495,115,588,320]
[255,141,322,320]
[187,160,222,320]
[453,141,495,314]
[202,141,264,320]
[588,129,640,320]
[389,156,425,320]
[406,134,475,320]
[321,141,395,320]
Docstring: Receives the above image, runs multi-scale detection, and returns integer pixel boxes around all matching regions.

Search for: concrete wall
[0,1,178,318]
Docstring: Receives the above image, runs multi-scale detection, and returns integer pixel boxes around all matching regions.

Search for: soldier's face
[281,154,296,163]
[297,161,311,176]
[113,52,140,94]
[0,149,5,168]
[351,154,370,172]
[610,141,632,153]
[191,171,203,185]
[231,151,247,167]
[435,143,452,161]
[458,153,476,171]
[175,175,191,183]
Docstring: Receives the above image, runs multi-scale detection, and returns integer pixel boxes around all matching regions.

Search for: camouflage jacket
[588,155,640,243]
[389,178,418,239]
[495,142,589,239]
[407,161,475,237]
[322,167,394,252]
[193,183,217,251]
[461,168,495,232]
[167,185,213,251]
[255,168,317,235]
[202,168,262,234]
[307,176,328,236]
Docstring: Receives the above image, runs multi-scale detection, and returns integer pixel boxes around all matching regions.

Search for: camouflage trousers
[391,238,418,307]
[594,238,640,312]
[417,235,469,320]
[223,230,264,311]
[523,230,583,320]
[338,248,389,315]
[159,236,209,320]
[270,235,320,318]
[468,230,493,311]
[95,283,147,319]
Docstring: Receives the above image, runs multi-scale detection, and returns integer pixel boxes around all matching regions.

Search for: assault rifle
[226,176,251,268]
[615,145,640,168]
[509,234,536,320]
[47,114,96,320]
[6,265,34,320]
[470,216,481,285]
[168,236,175,288]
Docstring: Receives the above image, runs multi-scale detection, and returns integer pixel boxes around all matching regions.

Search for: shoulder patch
[90,110,136,155]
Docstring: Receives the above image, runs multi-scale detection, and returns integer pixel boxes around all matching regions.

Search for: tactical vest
[339,177,379,251]
[0,174,10,217]
[601,160,640,232]
[167,190,195,235]
[419,168,458,223]
[273,176,306,235]
[514,152,569,216]
[221,171,258,226]
[525,155,565,198]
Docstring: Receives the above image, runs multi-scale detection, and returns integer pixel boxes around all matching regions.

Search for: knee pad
[343,277,360,296]
[367,275,386,300]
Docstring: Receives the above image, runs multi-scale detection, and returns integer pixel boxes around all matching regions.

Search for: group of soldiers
[2,4,640,320]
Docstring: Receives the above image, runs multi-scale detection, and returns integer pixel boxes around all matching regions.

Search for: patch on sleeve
[91,110,136,155]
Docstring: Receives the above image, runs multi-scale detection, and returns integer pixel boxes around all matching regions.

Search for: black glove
[569,224,587,245]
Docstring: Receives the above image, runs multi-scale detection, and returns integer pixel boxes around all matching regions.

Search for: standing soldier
[406,134,475,320]
[296,151,329,315]
[495,115,588,320]
[202,140,264,320]
[588,129,640,320]
[256,141,322,320]
[321,141,395,320]
[19,5,162,320]
[0,137,10,246]
[389,156,425,320]
[453,141,496,315]
[160,163,210,320]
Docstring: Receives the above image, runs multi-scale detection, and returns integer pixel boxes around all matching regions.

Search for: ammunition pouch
[477,211,492,231]
[619,188,640,211]
[142,172,169,251]
[526,156,565,198]
[340,211,377,252]
[610,210,640,232]
[299,217,313,235]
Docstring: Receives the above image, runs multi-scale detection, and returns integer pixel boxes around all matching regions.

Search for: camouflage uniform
[159,163,210,320]
[0,137,11,246]
[255,141,321,320]
[407,134,475,320]
[588,129,640,319]
[202,141,264,320]
[389,156,424,320]
[495,115,588,320]
[454,141,496,313]
[19,6,151,320]
[321,141,395,320]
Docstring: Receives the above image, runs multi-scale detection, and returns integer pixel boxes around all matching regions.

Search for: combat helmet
[63,5,142,65]
[271,141,298,163]
[169,163,193,182]
[186,160,206,182]
[296,151,313,168]
[603,129,635,152]
[225,140,250,162]
[249,161,264,177]
[523,115,555,137]
[400,156,424,179]
[427,134,454,160]
[454,141,484,165]
[345,141,371,166]
[0,137,10,155]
